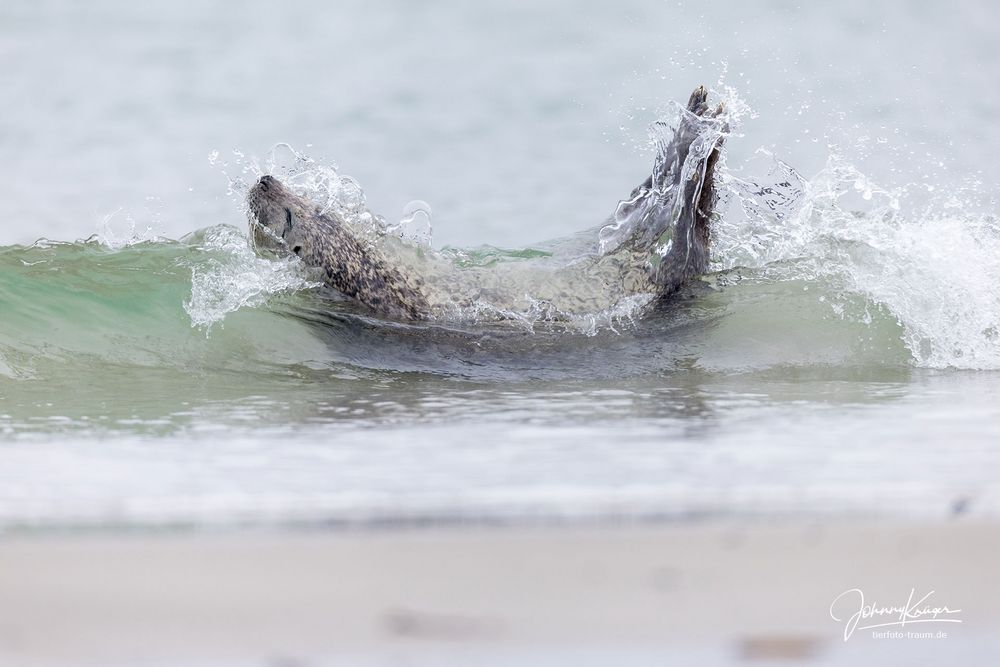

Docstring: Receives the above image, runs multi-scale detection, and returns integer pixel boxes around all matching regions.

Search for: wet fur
[247,177,429,319]
[246,86,726,321]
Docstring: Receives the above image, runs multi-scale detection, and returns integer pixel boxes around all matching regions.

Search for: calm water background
[1,0,999,528]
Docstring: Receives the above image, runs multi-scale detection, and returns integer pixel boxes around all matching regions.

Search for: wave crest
[717,151,1000,370]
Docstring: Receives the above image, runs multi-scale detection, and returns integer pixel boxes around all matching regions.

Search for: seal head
[246,175,313,258]
[246,175,430,319]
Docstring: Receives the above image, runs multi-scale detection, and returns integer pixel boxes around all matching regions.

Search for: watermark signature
[829,588,963,641]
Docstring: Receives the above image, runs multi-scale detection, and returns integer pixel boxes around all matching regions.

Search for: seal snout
[257,174,277,192]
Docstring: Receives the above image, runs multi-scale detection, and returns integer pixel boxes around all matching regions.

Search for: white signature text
[829,588,962,641]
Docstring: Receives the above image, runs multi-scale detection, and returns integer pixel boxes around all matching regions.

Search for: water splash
[182,225,319,331]
[598,85,747,255]
[93,205,166,250]
[716,151,1000,370]
[214,143,388,234]
[388,200,434,246]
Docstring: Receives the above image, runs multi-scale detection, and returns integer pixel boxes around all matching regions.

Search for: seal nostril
[292,245,303,256]
[259,175,274,192]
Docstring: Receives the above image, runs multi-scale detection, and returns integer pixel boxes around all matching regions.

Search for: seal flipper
[629,86,711,198]
[651,101,727,293]
[600,86,722,257]
[649,85,712,195]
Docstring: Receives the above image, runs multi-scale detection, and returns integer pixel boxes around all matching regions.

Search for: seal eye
[292,245,303,256]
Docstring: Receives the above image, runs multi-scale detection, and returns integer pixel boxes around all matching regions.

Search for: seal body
[246,86,727,322]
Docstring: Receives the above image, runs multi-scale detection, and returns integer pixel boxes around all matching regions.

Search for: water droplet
[393,200,433,246]
[402,200,432,219]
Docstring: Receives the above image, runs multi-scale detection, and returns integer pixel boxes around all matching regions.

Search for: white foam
[716,153,1000,370]
[464,292,654,336]
[182,226,319,331]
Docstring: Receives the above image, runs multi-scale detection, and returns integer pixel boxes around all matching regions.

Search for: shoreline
[1,518,997,665]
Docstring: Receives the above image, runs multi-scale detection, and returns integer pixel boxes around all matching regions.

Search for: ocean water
[1,0,999,529]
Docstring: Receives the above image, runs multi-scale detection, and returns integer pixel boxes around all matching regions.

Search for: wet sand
[1,519,997,666]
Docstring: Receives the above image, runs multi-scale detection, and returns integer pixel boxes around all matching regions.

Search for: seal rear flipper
[651,102,727,293]
[649,86,712,194]
[600,86,722,255]
[627,86,711,199]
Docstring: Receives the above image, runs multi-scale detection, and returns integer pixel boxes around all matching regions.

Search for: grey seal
[247,86,727,322]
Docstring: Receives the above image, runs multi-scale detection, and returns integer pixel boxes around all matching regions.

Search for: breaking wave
[2,89,998,382]
[716,150,1000,370]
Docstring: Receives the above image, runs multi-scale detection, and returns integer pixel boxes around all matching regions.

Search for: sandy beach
[1,519,996,666]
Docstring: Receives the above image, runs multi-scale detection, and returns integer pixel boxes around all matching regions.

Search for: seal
[247,86,727,322]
